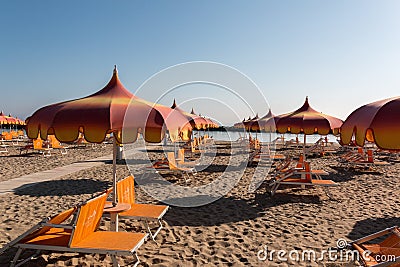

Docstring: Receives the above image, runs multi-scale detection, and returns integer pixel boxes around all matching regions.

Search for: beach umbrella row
[235,94,400,152]
[171,100,219,130]
[0,112,25,126]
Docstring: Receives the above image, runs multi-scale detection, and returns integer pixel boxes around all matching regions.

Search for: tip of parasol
[171,98,177,109]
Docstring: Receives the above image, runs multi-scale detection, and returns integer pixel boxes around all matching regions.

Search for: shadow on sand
[13,178,110,197]
[346,217,400,241]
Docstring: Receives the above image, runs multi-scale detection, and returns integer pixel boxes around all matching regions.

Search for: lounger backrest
[167,152,178,169]
[296,155,304,169]
[366,150,374,162]
[70,194,106,247]
[33,138,43,149]
[5,133,12,140]
[178,149,185,163]
[34,207,77,237]
[117,176,135,205]
[379,228,400,249]
[304,162,312,181]
[49,135,56,147]
[191,141,195,152]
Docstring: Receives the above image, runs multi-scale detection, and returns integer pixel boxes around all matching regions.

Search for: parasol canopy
[26,66,193,207]
[254,109,280,132]
[27,67,192,144]
[171,100,209,130]
[276,97,343,159]
[276,97,342,135]
[0,112,17,125]
[340,96,400,150]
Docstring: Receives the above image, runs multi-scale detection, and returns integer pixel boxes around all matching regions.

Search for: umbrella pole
[303,134,306,161]
[110,135,119,232]
[112,136,117,205]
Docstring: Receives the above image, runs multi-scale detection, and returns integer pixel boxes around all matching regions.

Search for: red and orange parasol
[276,97,343,158]
[27,66,192,205]
[340,96,400,150]
[171,100,209,130]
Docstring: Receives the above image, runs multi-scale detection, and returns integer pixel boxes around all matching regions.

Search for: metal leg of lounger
[131,253,140,267]
[269,182,279,196]
[143,219,163,242]
[10,248,23,267]
[182,172,191,184]
[14,250,42,267]
[111,255,121,267]
[60,148,67,155]
[323,187,333,199]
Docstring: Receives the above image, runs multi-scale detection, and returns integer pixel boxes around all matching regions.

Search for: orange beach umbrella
[171,100,209,130]
[27,66,192,204]
[276,97,343,158]
[340,96,400,150]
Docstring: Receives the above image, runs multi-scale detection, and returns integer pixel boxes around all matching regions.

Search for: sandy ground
[0,143,113,181]
[0,141,399,266]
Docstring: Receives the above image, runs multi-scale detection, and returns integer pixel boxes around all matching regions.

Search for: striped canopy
[340,96,400,150]
[0,112,21,125]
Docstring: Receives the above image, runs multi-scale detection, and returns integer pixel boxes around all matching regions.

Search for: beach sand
[0,141,399,266]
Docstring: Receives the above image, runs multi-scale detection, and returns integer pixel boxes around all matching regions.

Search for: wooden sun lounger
[115,176,169,241]
[348,226,400,267]
[0,193,148,267]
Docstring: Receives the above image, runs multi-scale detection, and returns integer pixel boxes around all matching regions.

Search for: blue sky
[1,1,399,125]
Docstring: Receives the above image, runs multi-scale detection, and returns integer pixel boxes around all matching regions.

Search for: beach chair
[348,226,400,266]
[269,161,337,196]
[343,149,389,171]
[249,149,286,165]
[0,193,148,267]
[176,148,197,166]
[191,140,205,155]
[0,136,9,153]
[20,138,52,156]
[166,152,196,183]
[48,135,68,155]
[116,176,169,241]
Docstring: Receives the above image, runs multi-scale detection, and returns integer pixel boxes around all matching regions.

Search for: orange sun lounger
[20,138,52,156]
[48,135,68,155]
[269,161,337,196]
[116,176,169,241]
[340,149,390,171]
[349,226,400,267]
[0,193,147,267]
